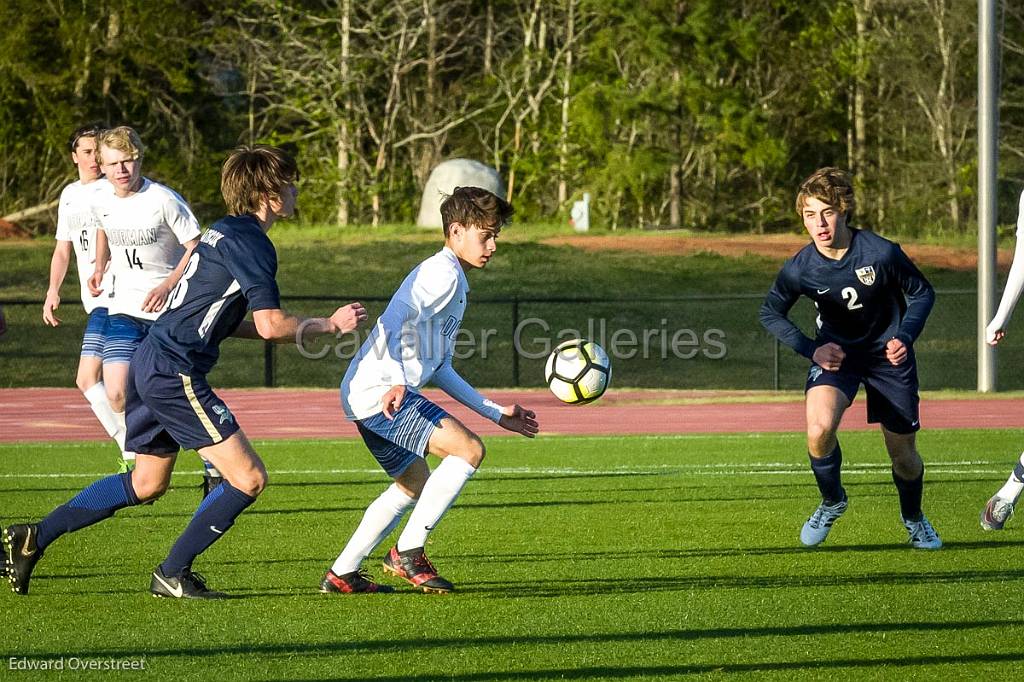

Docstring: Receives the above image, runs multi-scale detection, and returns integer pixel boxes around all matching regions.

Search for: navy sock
[892,465,924,521]
[160,481,256,577]
[36,472,139,550]
[809,444,844,505]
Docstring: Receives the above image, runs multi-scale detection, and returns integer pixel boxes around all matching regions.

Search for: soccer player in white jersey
[982,188,1024,530]
[86,126,204,476]
[322,186,539,594]
[42,124,122,460]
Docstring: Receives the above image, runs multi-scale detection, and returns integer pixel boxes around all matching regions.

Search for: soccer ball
[544,339,612,405]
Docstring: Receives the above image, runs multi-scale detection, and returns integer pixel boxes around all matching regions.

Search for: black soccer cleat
[200,474,224,499]
[3,524,43,596]
[319,569,394,594]
[382,546,454,593]
[150,565,227,599]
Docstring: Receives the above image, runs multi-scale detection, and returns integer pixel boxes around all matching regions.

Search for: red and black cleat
[319,569,394,594]
[382,546,454,593]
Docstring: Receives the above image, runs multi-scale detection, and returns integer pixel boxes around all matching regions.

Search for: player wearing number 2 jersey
[87,126,201,473]
[3,145,367,599]
[759,167,941,551]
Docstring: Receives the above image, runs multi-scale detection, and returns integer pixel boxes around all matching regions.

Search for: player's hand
[812,342,845,372]
[498,404,539,438]
[885,338,908,366]
[330,302,368,334]
[381,385,406,420]
[142,282,172,313]
[43,290,61,326]
[986,322,1005,346]
[87,268,105,297]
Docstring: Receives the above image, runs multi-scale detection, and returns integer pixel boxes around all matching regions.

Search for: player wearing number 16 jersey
[759,167,941,550]
[4,145,367,598]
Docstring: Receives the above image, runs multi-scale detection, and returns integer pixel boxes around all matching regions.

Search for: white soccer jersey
[342,247,469,420]
[92,178,201,320]
[54,179,113,313]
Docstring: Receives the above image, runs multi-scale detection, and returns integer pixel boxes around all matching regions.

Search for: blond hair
[97,126,144,165]
[220,145,299,216]
[795,167,855,219]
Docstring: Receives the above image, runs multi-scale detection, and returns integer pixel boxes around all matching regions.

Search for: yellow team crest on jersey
[855,265,876,286]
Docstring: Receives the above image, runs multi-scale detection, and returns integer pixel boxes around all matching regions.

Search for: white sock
[397,456,476,552]
[112,410,127,452]
[996,452,1024,503]
[83,382,120,438]
[332,484,416,575]
[202,459,222,478]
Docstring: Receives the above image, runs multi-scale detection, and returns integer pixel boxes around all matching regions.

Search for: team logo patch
[855,265,876,286]
[808,365,824,382]
[212,404,234,425]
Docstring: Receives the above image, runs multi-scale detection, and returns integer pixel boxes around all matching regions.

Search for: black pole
[264,340,275,388]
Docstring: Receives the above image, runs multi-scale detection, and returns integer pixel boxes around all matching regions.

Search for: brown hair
[220,145,299,216]
[97,126,144,165]
[68,123,105,152]
[795,167,855,219]
[440,186,514,238]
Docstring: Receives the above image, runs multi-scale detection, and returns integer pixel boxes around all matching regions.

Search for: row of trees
[2,0,1023,234]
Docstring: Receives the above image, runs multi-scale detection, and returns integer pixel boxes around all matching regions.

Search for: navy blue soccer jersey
[146,214,281,374]
[759,229,935,359]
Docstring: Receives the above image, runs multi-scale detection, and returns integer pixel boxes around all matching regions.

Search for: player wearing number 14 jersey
[87,126,201,473]
[759,167,941,550]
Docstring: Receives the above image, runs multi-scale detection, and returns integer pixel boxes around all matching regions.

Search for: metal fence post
[264,340,275,388]
[773,337,780,391]
[511,297,520,387]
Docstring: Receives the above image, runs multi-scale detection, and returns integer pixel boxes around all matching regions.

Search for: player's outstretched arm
[499,404,539,438]
[987,190,1024,345]
[252,303,367,343]
[87,229,110,297]
[44,241,73,326]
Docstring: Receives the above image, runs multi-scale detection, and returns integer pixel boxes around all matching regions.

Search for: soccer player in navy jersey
[3,145,368,598]
[760,167,941,550]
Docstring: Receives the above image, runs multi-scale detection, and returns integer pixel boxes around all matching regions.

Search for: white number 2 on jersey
[167,252,201,310]
[841,286,863,310]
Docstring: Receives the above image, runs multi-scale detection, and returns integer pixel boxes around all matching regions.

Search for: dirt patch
[542,233,1011,272]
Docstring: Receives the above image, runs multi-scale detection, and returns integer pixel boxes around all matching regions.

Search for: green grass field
[2,430,1023,680]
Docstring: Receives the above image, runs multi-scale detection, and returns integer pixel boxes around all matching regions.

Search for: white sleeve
[54,186,72,241]
[987,190,1024,342]
[375,300,417,386]
[408,262,459,322]
[163,190,202,244]
[431,362,504,423]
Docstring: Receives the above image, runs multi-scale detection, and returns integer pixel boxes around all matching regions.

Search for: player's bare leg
[800,385,850,546]
[101,361,136,471]
[383,416,483,593]
[882,427,940,549]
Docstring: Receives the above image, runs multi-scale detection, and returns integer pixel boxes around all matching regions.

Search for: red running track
[2,388,1023,443]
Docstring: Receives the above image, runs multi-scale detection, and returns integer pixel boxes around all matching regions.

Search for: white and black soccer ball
[544,339,612,405]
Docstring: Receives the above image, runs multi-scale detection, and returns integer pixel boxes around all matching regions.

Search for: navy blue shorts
[355,393,449,477]
[124,340,240,455]
[103,314,151,364]
[80,307,109,358]
[805,350,921,434]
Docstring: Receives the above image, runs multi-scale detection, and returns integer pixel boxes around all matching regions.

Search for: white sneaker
[980,496,1014,531]
[903,514,942,549]
[800,494,848,546]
